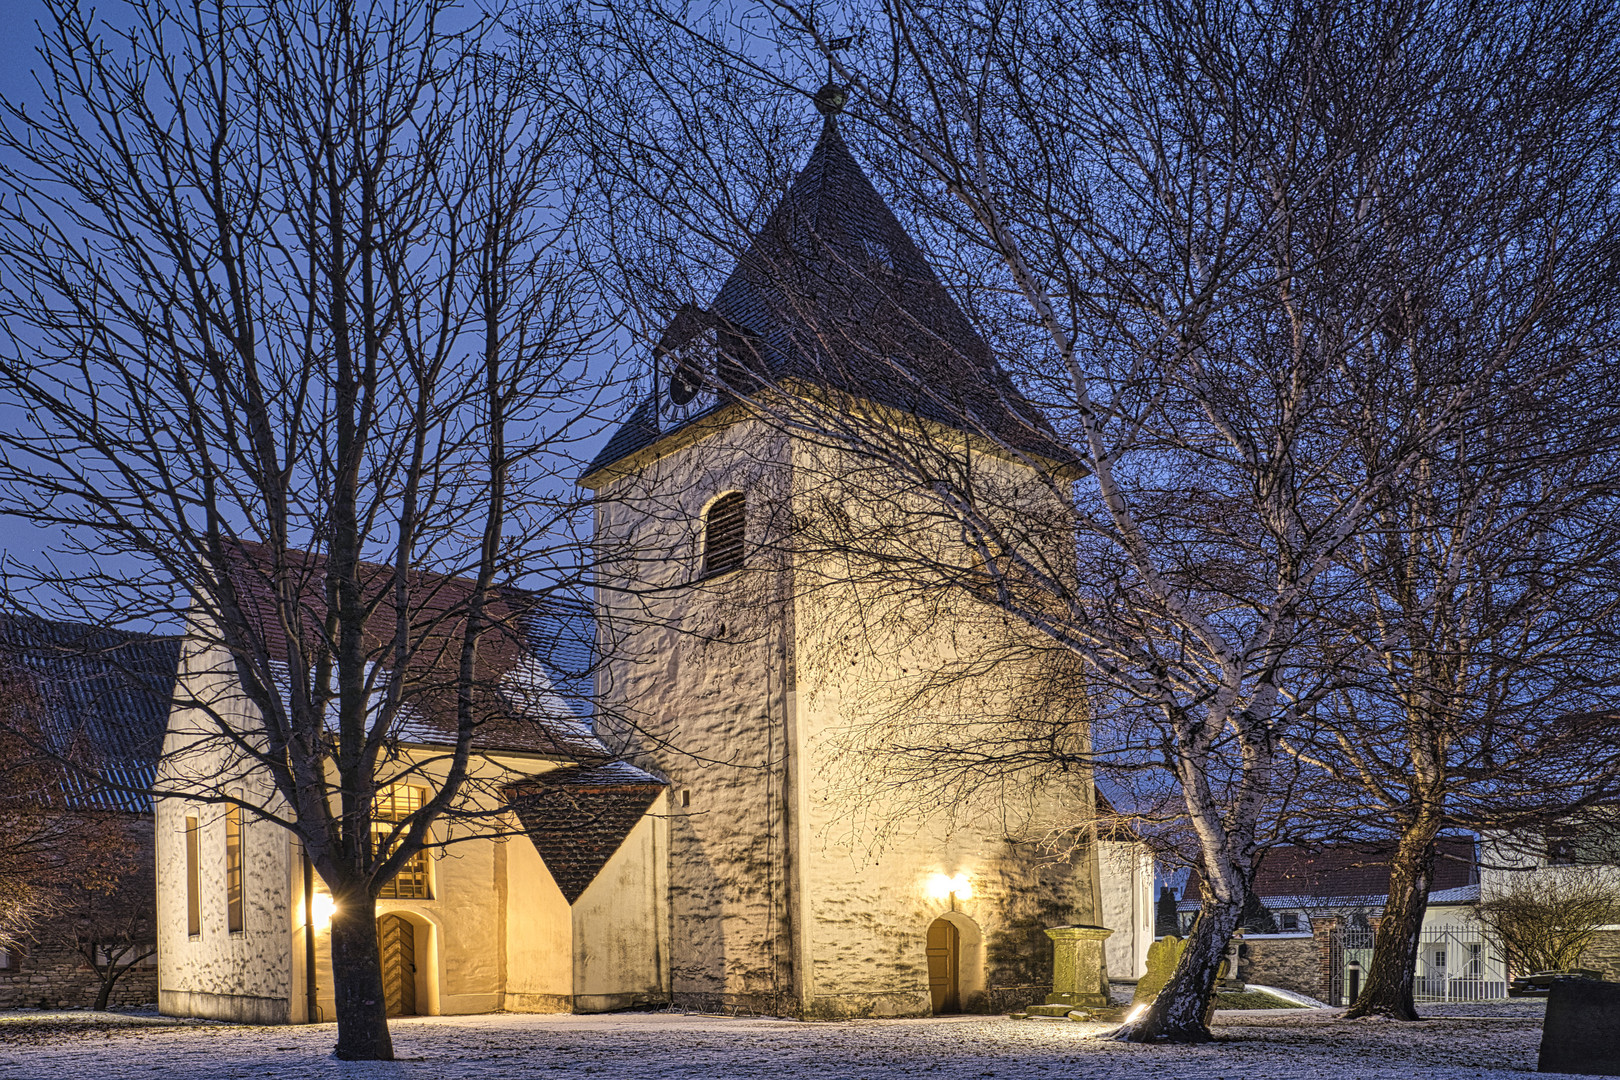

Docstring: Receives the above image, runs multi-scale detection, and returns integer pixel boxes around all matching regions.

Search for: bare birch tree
[567,0,1620,1041]
[0,0,598,1059]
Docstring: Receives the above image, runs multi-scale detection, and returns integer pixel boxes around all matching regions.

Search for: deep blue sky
[0,2,67,567]
[0,2,628,596]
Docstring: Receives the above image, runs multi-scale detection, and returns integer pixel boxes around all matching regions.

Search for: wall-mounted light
[310,893,337,930]
[925,873,974,902]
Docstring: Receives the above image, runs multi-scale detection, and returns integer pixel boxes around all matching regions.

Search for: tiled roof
[216,542,605,758]
[584,115,1070,480]
[1180,838,1478,906]
[0,615,181,813]
[507,762,667,903]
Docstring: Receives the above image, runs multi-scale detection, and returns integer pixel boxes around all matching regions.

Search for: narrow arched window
[703,492,747,577]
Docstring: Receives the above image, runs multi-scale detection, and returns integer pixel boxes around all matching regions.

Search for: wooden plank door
[377,914,417,1017]
[926,918,960,1014]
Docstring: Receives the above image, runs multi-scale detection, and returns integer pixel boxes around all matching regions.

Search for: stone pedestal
[1044,925,1112,1008]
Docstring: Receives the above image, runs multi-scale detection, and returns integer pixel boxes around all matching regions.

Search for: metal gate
[1327,923,1507,1005]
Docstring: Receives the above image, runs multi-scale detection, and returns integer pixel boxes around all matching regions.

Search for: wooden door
[377,914,417,1017]
[926,918,960,1014]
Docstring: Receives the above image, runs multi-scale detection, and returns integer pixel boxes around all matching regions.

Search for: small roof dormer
[581,89,1067,485]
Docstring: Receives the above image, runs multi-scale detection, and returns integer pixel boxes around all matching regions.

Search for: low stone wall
[1578,929,1620,981]
[1242,933,1322,999]
[0,941,156,1010]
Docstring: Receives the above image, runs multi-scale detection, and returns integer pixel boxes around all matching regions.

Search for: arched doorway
[926,917,961,1013]
[377,913,417,1017]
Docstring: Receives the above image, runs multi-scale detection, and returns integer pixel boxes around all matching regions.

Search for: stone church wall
[592,418,798,1014]
[589,408,1130,1018]
[788,437,1102,1017]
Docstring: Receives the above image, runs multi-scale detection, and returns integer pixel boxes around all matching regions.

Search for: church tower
[580,89,1120,1017]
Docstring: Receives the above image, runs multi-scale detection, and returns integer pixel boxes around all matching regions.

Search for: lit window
[185,815,201,937]
[374,784,430,900]
[225,803,244,933]
[702,493,746,577]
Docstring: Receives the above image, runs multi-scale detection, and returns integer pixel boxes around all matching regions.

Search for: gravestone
[1130,934,1228,1027]
[1132,935,1186,1005]
[1538,978,1620,1075]
[1044,925,1112,1008]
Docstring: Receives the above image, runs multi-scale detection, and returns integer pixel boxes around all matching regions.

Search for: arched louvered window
[703,492,747,577]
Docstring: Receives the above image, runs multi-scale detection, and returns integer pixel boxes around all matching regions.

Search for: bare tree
[567,0,1620,1041]
[0,0,598,1059]
[1292,387,1620,1019]
[1479,868,1620,977]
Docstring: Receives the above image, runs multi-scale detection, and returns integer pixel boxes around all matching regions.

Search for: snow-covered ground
[0,1006,1568,1080]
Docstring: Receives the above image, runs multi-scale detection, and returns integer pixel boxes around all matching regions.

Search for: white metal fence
[1328,923,1507,1005]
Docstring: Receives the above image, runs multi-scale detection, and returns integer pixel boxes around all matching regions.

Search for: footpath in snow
[0,1003,1566,1080]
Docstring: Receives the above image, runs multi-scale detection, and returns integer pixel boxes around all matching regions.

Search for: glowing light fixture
[925,873,974,901]
[311,893,338,929]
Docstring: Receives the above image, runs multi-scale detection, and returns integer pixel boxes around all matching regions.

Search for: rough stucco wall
[504,835,575,1009]
[571,805,671,1010]
[1242,934,1322,998]
[161,635,665,1021]
[592,420,796,1013]
[789,438,1101,1017]
[1098,841,1154,980]
[157,640,294,1023]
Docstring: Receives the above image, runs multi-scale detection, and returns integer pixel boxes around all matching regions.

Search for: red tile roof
[212,541,604,758]
[1181,838,1477,905]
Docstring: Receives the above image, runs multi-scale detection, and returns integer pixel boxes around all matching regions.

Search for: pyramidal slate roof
[0,615,181,813]
[583,112,1068,480]
[506,762,667,903]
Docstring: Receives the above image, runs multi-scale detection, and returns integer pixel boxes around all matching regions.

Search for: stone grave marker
[1539,978,1620,1075]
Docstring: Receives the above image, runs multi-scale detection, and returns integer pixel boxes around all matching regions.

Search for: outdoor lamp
[311,893,337,930]
[926,873,974,902]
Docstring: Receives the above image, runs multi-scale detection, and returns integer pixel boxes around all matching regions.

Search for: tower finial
[813,82,848,117]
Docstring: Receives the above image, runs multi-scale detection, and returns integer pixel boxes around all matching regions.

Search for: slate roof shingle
[506,762,667,903]
[583,115,1070,480]
[0,615,181,813]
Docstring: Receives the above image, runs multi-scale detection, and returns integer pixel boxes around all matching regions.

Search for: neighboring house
[0,616,180,1009]
[1175,839,1487,1004]
[581,97,1154,1017]
[156,549,668,1023]
[1478,816,1620,980]
[1175,838,1481,936]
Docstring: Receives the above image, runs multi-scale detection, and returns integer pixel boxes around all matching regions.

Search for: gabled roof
[0,615,181,813]
[584,113,1068,480]
[213,541,605,759]
[507,761,667,903]
[1180,838,1478,907]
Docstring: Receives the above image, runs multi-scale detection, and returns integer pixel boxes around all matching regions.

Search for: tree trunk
[93,972,113,1011]
[1343,815,1441,1021]
[1115,893,1243,1043]
[328,890,393,1060]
